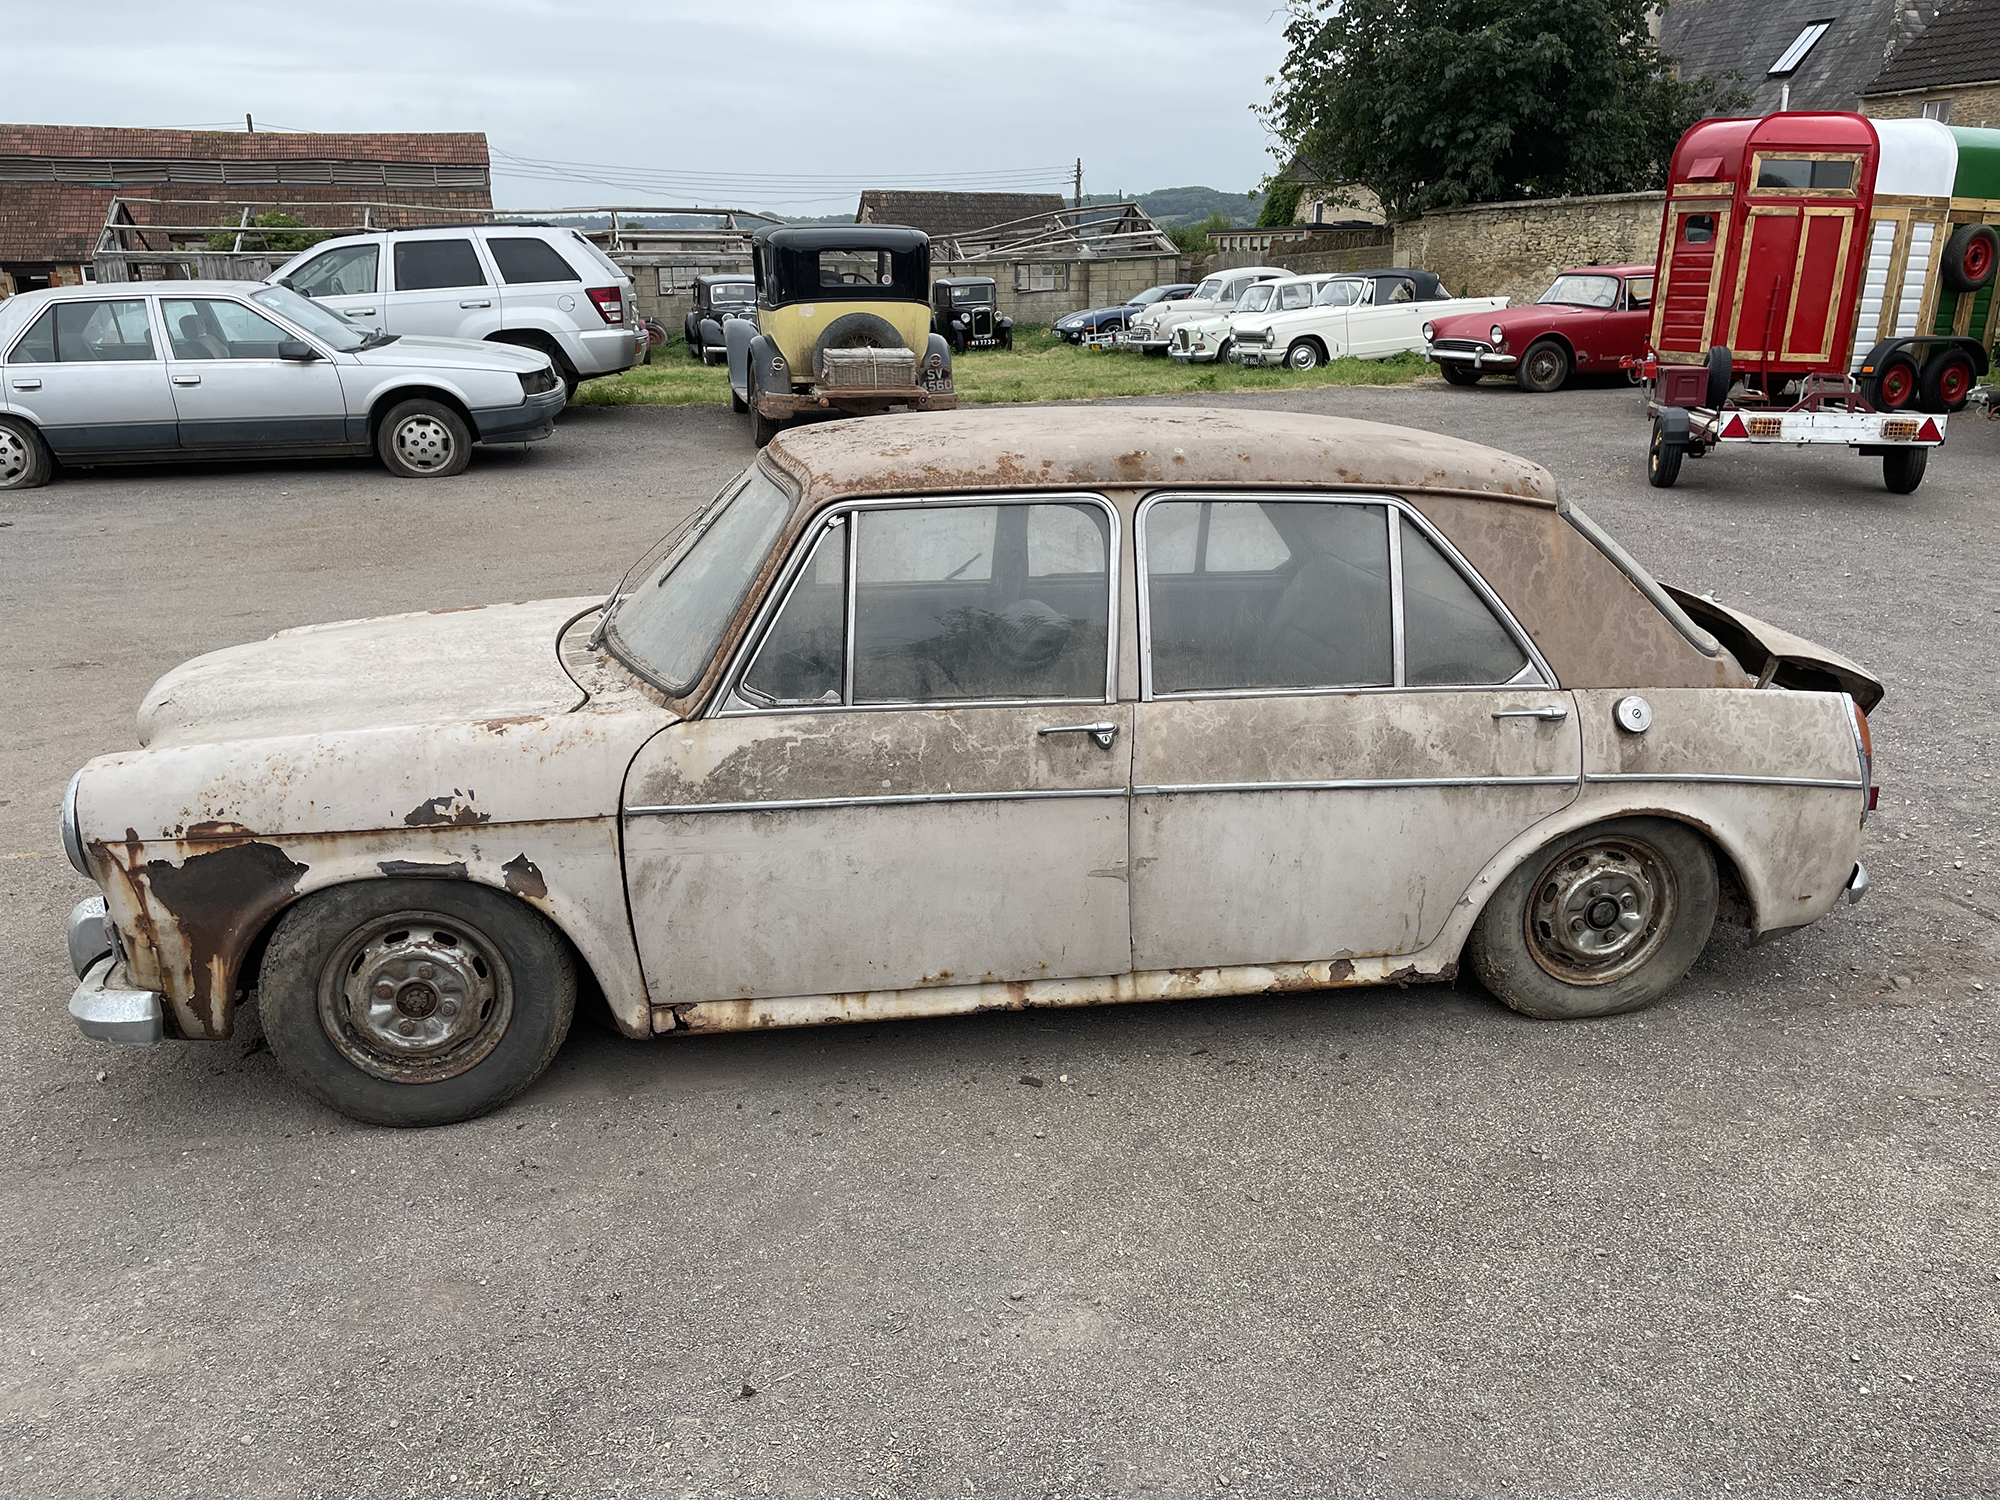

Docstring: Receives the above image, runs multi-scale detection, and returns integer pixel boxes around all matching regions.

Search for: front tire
[1883,446,1927,493]
[1515,339,1569,393]
[259,880,577,1127]
[1286,339,1322,371]
[0,416,52,490]
[1647,418,1683,488]
[376,399,472,479]
[1439,363,1482,387]
[1467,818,1718,1020]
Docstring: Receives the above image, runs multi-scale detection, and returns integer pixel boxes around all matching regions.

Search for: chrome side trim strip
[1134,775,1579,796]
[627,787,1128,816]
[1583,772,1864,789]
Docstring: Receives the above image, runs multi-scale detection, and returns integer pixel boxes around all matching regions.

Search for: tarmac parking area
[2,384,1996,1498]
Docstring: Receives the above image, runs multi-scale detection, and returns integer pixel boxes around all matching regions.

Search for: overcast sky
[11,0,1292,215]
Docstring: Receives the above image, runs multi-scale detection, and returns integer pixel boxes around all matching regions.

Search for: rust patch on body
[403,791,490,827]
[183,819,259,841]
[141,840,308,1037]
[378,860,470,879]
[502,853,548,900]
[476,715,543,733]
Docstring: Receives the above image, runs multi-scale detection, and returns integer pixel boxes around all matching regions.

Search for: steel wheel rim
[1289,344,1317,370]
[1938,360,1972,404]
[1527,348,1564,386]
[393,415,456,472]
[0,427,28,485]
[1524,836,1677,986]
[1880,364,1915,408]
[1967,236,1994,282]
[317,910,513,1083]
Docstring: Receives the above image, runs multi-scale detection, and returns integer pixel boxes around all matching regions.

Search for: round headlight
[1490,325,1506,345]
[61,769,88,876]
[1422,322,1435,341]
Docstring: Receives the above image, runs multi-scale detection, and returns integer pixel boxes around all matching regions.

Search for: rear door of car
[282,241,383,331]
[159,295,347,450]
[3,296,178,459]
[484,232,583,331]
[620,493,1133,1007]
[1129,493,1580,970]
[383,235,501,341]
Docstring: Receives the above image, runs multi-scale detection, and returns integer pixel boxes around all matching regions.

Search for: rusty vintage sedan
[59,408,1881,1125]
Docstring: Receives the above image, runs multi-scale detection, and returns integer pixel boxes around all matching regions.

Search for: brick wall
[1864,84,2000,128]
[1390,190,1666,305]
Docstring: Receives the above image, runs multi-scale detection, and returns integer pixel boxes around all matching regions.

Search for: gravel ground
[2,382,1995,1499]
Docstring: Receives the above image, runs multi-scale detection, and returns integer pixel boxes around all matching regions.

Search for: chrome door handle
[10,378,39,390]
[1039,721,1119,749]
[349,308,376,317]
[460,299,492,308]
[1492,706,1568,721]
[171,375,201,386]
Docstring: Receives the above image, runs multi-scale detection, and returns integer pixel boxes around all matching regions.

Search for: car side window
[1399,517,1530,685]
[741,501,1113,708]
[394,238,488,291]
[161,299,293,361]
[291,245,378,298]
[12,299,155,363]
[1277,283,1312,311]
[1144,500,1391,693]
[487,237,580,285]
[1625,276,1655,311]
[1381,279,1416,304]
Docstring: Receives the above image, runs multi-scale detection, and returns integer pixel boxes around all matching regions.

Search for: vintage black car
[683,273,756,364]
[931,277,1013,352]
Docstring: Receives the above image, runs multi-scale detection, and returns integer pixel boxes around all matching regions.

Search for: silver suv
[270,225,641,400]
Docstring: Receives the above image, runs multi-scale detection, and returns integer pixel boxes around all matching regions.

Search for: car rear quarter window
[487,237,581,285]
[1399,517,1530,685]
[394,239,488,291]
[12,299,158,363]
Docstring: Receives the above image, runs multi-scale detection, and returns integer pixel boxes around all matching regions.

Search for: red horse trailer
[1639,113,1999,493]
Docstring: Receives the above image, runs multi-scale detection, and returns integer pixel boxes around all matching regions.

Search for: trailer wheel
[1920,348,1977,412]
[1704,346,1733,409]
[1941,223,1998,294]
[1647,418,1683,488]
[1883,447,1927,494]
[1872,353,1920,411]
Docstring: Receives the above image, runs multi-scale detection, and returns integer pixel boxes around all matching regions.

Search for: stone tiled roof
[1661,0,1941,114]
[855,191,1067,239]
[1866,0,2000,92]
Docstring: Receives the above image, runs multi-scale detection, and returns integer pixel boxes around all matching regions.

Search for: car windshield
[1540,274,1621,309]
[1235,284,1275,313]
[1191,277,1225,300]
[1132,286,1176,305]
[950,284,992,305]
[1313,280,1365,308]
[710,283,754,305]
[249,285,371,351]
[603,467,797,696]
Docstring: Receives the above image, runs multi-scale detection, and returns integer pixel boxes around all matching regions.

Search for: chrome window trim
[628,787,1127,817]
[713,490,1121,718]
[1583,772,1864,790]
[1135,775,1579,796]
[1132,490,1555,702]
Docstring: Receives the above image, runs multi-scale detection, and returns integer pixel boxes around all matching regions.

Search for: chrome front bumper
[1232,343,1284,367]
[1846,861,1869,905]
[67,895,163,1045]
[1427,345,1518,371]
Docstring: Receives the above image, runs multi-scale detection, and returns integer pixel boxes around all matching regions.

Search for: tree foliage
[1263,0,1746,220]
[1256,178,1306,228]
[1168,210,1235,256]
[203,212,329,254]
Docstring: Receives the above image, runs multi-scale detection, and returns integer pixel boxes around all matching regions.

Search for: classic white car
[60,408,1880,1127]
[1167,274,1339,364]
[1230,268,1508,370]
[1125,266,1289,356]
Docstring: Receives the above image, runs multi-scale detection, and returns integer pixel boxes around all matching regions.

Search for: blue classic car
[1053,283,1196,343]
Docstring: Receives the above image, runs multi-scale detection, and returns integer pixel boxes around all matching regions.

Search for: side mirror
[277,339,319,362]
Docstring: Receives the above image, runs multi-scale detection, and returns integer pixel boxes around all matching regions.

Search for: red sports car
[1424,264,1656,392]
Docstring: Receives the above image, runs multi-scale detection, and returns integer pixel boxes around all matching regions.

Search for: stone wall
[1864,85,2000,129]
[1390,190,1666,305]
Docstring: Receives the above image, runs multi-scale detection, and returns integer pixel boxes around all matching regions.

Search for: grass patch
[576,326,1440,410]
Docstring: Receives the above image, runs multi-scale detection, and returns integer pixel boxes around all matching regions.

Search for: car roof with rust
[761,407,1558,506]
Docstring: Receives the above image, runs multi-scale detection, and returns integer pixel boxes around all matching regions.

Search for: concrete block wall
[1390,190,1666,305]
[1865,85,2000,129]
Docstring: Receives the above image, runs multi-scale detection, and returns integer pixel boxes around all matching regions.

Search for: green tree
[1256,178,1306,228]
[1262,0,1745,220]
[1168,210,1235,256]
[203,212,330,254]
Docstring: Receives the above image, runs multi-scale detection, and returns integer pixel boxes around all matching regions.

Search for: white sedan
[1167,274,1339,364]
[1231,269,1508,370]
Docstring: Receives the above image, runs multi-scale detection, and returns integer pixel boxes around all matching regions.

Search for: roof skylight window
[1769,20,1832,76]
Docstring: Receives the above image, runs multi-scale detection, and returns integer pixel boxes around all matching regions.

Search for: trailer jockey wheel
[1871,354,1920,411]
[1647,418,1683,489]
[1941,224,1998,295]
[1920,348,1977,412]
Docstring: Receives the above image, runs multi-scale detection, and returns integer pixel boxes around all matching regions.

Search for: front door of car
[384,236,502,342]
[159,296,347,449]
[621,494,1133,1007]
[284,242,383,331]
[1591,276,1654,370]
[1358,275,1425,356]
[1,296,177,459]
[1129,494,1581,971]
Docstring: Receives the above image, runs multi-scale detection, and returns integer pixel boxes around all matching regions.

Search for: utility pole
[1073,159,1083,210]
[245,113,255,133]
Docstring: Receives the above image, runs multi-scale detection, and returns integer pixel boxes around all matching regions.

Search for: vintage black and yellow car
[725,225,956,447]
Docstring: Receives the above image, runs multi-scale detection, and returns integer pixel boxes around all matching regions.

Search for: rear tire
[376,399,472,480]
[1647,418,1683,488]
[1467,818,1718,1020]
[0,416,52,490]
[1439,363,1482,386]
[259,879,577,1127]
[752,405,785,448]
[1883,446,1927,493]
[1515,339,1569,393]
[1919,348,1977,413]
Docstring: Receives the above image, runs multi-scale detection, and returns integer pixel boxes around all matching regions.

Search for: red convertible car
[1424,264,1656,392]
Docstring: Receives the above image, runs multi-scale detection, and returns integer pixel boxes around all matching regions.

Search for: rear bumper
[571,325,642,377]
[758,387,957,417]
[71,956,164,1046]
[472,387,566,444]
[1846,861,1869,905]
